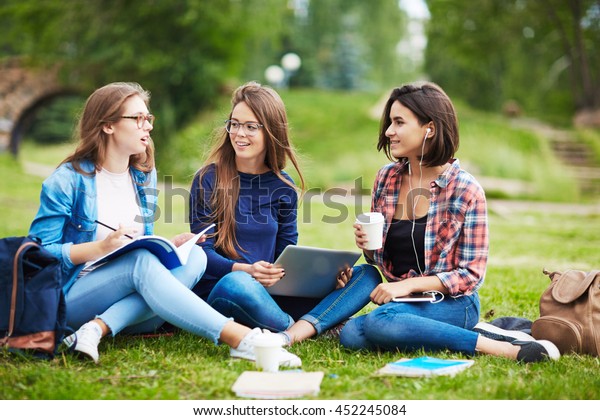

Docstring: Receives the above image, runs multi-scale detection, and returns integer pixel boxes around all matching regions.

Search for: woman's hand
[335,266,353,289]
[371,276,448,305]
[99,225,137,254]
[234,261,285,287]
[353,223,369,249]
[171,232,206,247]
[71,225,137,265]
[353,223,374,260]
[370,282,413,305]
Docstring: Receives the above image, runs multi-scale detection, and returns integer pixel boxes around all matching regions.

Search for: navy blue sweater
[189,164,298,297]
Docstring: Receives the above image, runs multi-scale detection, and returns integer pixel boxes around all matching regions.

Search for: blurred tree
[425,0,599,122]
[0,0,413,171]
[0,0,287,153]
[281,0,406,90]
[532,0,599,110]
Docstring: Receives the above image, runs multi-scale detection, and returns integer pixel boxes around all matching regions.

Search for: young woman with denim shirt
[339,82,560,363]
[189,81,381,345]
[28,82,300,366]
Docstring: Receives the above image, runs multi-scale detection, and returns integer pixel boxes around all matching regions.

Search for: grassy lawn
[1,151,600,401]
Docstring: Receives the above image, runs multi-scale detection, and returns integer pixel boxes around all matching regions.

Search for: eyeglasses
[225,120,263,136]
[121,114,155,128]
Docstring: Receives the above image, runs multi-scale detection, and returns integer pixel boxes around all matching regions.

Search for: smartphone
[392,292,437,303]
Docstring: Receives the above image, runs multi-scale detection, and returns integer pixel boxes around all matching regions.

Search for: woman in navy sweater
[189,81,380,345]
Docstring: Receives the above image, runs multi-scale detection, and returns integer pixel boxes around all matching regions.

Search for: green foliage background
[2,0,599,178]
[426,0,600,123]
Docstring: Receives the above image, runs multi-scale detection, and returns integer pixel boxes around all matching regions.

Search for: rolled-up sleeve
[435,194,488,296]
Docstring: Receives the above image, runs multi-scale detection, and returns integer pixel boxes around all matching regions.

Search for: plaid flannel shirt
[369,158,488,296]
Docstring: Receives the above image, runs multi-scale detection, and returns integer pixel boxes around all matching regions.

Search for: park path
[510,117,600,196]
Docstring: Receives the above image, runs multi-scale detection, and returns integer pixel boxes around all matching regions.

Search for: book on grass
[376,356,474,377]
[231,371,324,399]
[88,223,215,270]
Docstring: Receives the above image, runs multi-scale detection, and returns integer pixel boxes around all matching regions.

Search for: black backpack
[0,236,67,359]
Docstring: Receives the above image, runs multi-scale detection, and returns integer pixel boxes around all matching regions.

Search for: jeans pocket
[462,294,480,329]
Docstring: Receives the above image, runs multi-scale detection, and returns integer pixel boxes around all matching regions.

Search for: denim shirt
[28,160,158,293]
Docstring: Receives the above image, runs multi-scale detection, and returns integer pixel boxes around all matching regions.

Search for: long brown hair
[197,81,305,259]
[62,82,155,175]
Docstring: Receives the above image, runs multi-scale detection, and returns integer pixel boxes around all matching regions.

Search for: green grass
[1,151,600,400]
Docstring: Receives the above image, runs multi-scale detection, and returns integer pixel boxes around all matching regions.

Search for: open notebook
[87,224,215,270]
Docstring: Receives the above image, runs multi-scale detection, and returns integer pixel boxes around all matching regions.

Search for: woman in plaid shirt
[339,82,559,363]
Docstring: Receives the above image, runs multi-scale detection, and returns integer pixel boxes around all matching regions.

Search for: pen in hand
[94,220,134,239]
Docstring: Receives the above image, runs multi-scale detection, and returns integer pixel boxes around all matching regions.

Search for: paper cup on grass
[254,334,282,373]
[356,212,384,250]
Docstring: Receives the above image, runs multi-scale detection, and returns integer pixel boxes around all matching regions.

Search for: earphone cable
[409,131,429,277]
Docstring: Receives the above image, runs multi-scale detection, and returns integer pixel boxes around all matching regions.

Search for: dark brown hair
[377,82,459,166]
[196,81,305,259]
[62,82,155,175]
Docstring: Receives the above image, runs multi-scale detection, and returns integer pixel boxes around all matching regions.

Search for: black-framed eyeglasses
[121,114,155,128]
[225,119,263,136]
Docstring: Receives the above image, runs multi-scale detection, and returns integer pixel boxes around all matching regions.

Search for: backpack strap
[552,269,600,304]
[6,241,41,338]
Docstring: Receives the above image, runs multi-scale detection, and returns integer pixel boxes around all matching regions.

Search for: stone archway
[0,58,79,154]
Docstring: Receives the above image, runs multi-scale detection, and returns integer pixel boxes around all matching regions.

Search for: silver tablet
[267,245,362,298]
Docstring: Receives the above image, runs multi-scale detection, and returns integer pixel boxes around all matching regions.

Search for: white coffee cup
[253,334,282,373]
[355,212,384,250]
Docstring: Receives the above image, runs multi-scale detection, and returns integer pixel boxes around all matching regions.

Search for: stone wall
[0,58,64,152]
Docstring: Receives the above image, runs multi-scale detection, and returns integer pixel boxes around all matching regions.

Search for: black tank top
[384,215,427,277]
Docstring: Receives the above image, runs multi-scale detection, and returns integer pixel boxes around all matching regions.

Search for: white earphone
[409,126,433,276]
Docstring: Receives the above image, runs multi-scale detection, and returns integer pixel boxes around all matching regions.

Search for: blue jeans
[340,293,480,354]
[207,264,382,334]
[65,246,231,344]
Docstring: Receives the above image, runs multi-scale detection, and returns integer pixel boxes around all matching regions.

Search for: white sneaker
[262,329,291,347]
[230,328,302,368]
[63,321,102,363]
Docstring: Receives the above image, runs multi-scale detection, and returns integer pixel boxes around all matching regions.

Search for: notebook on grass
[231,371,324,399]
[376,356,474,377]
[267,245,361,298]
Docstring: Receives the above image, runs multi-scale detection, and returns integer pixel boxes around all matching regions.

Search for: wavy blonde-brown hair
[61,82,155,176]
[197,81,305,259]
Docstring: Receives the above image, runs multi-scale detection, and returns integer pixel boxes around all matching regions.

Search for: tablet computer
[267,245,362,298]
